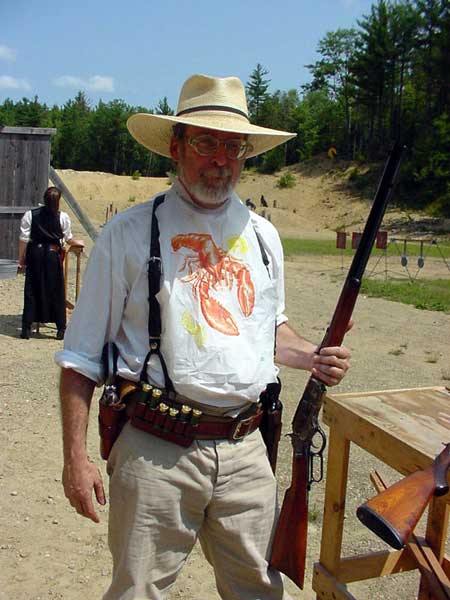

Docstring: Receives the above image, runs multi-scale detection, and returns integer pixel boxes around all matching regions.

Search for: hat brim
[127,111,296,159]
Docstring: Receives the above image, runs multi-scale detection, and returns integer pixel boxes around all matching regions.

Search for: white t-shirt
[19,209,73,243]
[55,182,287,409]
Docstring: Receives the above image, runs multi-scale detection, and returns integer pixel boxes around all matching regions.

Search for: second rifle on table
[357,442,450,550]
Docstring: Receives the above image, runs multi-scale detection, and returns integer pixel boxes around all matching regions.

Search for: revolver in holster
[98,342,127,460]
[259,379,283,474]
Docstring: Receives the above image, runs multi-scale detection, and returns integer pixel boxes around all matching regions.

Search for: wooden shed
[0,126,56,260]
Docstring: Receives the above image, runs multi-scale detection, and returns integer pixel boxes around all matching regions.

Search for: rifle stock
[357,443,450,549]
[270,456,308,587]
[269,143,405,588]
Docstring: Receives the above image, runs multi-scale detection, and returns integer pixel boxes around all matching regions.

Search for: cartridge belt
[123,384,263,447]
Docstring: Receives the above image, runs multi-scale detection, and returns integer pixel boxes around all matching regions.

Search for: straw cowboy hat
[127,74,296,159]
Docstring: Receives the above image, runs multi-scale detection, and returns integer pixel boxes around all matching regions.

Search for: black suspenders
[139,194,175,391]
[139,195,272,389]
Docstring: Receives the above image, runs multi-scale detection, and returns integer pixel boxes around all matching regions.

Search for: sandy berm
[1,165,449,599]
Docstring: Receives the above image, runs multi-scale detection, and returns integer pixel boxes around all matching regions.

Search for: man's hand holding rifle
[275,322,352,387]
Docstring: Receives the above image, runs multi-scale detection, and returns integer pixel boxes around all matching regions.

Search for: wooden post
[49,167,98,242]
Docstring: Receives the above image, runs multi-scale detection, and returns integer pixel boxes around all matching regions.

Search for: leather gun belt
[121,383,263,448]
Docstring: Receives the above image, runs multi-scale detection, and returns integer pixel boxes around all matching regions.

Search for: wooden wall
[0,126,56,259]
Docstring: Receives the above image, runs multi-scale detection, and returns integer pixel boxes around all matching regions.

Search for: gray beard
[178,165,239,207]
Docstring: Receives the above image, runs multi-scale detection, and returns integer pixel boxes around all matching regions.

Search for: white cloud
[53,75,115,93]
[0,45,16,61]
[0,75,31,90]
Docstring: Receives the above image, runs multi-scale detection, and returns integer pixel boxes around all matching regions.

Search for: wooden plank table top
[323,386,450,477]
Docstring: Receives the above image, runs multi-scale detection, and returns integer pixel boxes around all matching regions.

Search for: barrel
[0,259,19,279]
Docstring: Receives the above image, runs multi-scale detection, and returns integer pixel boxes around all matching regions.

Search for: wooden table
[312,386,450,599]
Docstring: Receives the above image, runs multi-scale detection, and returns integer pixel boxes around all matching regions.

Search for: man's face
[170,125,246,208]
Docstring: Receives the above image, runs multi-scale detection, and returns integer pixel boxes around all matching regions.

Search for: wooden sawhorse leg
[418,497,450,599]
[312,428,355,599]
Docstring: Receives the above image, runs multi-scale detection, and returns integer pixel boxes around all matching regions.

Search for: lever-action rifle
[269,142,405,588]
[357,443,450,550]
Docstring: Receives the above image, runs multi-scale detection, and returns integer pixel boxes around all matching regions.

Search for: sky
[1,0,375,111]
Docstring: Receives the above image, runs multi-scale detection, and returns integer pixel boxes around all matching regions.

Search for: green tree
[258,89,301,165]
[296,89,341,160]
[305,28,358,156]
[0,98,18,126]
[351,0,393,156]
[155,96,174,116]
[246,64,271,123]
[12,96,48,127]
[86,99,132,174]
[58,92,91,170]
[388,1,419,140]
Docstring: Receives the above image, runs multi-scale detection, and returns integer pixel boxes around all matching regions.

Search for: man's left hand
[311,345,351,386]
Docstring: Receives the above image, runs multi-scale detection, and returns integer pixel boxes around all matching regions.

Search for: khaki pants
[103,421,292,600]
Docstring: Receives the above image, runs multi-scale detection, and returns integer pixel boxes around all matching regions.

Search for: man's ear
[170,136,180,162]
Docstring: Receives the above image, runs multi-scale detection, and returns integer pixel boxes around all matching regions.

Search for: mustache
[202,168,232,178]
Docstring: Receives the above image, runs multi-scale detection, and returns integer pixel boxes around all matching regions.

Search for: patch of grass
[281,237,450,260]
[348,168,371,189]
[308,504,320,523]
[424,351,440,363]
[128,195,136,203]
[282,238,358,257]
[277,172,296,189]
[389,347,405,356]
[131,170,141,180]
[361,279,450,313]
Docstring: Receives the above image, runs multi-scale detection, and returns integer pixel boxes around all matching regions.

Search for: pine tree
[246,64,271,123]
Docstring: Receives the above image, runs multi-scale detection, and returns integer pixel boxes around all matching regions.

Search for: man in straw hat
[56,74,351,599]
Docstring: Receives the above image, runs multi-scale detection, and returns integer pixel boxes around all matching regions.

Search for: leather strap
[140,194,175,392]
[131,403,263,445]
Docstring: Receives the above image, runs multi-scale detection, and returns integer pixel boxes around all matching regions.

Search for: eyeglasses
[187,134,253,160]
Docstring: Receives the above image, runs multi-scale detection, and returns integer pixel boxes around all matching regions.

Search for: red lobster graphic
[171,233,255,336]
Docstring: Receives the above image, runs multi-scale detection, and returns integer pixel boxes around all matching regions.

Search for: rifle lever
[308,425,327,487]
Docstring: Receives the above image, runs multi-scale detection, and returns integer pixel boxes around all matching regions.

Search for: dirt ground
[1,166,450,600]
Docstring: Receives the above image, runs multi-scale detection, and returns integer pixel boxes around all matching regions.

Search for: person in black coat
[18,186,83,340]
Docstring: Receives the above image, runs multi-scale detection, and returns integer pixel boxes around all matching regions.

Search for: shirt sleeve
[54,223,127,384]
[60,212,73,242]
[19,211,32,242]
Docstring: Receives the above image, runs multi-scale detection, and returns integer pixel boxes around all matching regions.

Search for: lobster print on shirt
[171,232,255,336]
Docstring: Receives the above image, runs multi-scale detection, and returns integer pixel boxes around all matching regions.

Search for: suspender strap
[140,194,175,391]
[254,228,270,274]
[147,194,165,341]
[253,224,277,356]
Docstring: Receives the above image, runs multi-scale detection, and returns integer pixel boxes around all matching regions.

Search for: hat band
[176,104,249,121]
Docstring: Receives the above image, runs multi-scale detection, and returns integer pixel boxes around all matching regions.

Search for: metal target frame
[335,231,450,281]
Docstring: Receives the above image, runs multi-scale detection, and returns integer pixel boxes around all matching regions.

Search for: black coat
[22,207,66,330]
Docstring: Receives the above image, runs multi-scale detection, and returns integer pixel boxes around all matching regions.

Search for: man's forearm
[275,322,351,387]
[18,240,27,266]
[60,368,96,462]
[275,322,316,370]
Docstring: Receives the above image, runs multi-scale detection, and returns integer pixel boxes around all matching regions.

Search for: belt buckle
[232,415,254,440]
